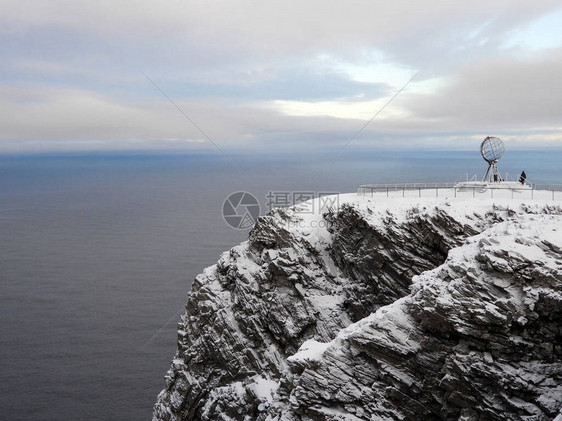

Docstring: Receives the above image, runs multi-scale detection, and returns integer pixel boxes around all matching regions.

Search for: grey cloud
[3,1,561,58]
[0,87,368,149]
[1,1,562,152]
[402,49,562,130]
[4,2,561,84]
[157,68,390,102]
[380,3,562,77]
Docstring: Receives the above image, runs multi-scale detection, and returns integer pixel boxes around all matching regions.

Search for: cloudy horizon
[2,0,562,153]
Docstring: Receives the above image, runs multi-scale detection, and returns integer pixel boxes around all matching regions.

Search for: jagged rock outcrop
[153,194,562,421]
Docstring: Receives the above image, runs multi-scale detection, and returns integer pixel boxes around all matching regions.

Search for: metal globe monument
[480,136,505,183]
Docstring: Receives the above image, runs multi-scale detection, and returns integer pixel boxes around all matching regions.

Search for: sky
[1,0,562,153]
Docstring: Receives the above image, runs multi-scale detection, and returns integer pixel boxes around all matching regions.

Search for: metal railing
[533,184,562,191]
[357,182,562,200]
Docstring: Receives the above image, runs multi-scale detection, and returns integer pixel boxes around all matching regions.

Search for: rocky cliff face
[153,194,562,421]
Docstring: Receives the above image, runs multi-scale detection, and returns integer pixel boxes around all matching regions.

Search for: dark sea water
[0,149,560,420]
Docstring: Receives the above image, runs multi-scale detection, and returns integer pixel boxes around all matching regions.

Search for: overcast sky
[1,0,562,153]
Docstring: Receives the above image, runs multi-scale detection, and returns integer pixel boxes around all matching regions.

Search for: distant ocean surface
[1,149,560,420]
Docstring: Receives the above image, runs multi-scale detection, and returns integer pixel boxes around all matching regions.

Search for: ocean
[1,149,560,420]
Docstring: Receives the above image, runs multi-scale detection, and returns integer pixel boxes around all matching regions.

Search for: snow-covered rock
[153,193,562,420]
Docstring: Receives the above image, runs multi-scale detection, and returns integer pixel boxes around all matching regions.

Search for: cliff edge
[153,193,562,420]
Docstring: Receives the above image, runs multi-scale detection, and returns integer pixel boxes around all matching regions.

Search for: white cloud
[271,97,411,121]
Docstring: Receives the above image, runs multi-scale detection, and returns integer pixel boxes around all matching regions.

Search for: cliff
[153,193,562,420]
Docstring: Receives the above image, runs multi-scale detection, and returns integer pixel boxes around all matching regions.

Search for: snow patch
[288,339,331,364]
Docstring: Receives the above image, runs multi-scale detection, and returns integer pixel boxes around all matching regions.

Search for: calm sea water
[0,149,560,420]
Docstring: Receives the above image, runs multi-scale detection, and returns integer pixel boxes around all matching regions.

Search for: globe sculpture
[480,136,505,183]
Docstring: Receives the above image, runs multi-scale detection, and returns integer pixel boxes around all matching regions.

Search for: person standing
[519,171,527,185]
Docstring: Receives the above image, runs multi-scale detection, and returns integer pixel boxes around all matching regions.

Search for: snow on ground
[285,188,560,237]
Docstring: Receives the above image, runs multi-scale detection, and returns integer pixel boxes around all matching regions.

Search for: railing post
[473,187,475,198]
[386,187,389,197]
[454,187,456,198]
[436,187,438,197]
